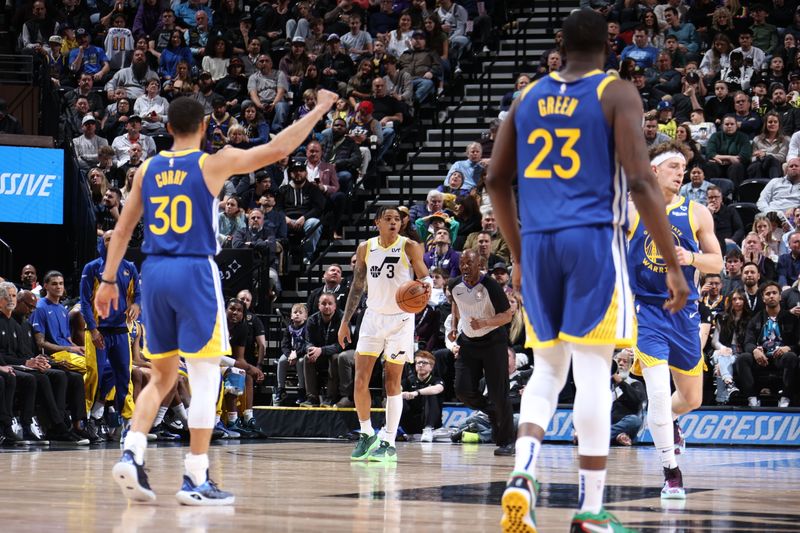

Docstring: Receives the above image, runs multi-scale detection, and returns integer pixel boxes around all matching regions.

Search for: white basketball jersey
[365,235,413,315]
[105,27,134,70]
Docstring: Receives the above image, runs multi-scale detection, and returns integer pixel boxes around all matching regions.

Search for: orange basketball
[395,280,429,314]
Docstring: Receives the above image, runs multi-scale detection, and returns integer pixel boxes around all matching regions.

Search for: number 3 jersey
[515,70,626,235]
[140,149,220,257]
[365,235,413,315]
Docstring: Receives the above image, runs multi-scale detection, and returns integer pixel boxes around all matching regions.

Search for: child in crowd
[275,303,309,405]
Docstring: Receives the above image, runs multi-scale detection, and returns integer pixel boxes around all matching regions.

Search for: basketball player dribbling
[95,89,338,505]
[628,141,722,500]
[487,10,689,533]
[337,206,432,463]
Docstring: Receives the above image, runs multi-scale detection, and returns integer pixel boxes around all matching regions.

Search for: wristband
[689,251,695,266]
[100,278,116,285]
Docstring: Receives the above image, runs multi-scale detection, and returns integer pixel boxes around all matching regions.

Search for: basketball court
[1,440,797,532]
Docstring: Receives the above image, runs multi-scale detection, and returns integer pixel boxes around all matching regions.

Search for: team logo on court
[370,256,400,278]
[642,229,682,273]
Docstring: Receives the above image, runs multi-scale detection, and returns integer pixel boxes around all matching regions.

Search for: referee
[448,249,515,455]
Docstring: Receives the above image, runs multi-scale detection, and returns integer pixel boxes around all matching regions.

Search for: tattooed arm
[338,240,368,348]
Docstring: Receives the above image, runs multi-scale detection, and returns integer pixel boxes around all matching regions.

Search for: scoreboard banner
[0,146,64,225]
[442,407,800,446]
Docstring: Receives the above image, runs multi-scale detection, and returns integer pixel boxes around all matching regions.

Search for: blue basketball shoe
[112,450,156,502]
[175,471,235,506]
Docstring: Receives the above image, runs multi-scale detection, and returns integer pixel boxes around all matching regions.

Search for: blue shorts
[141,255,231,359]
[633,299,703,376]
[520,225,635,349]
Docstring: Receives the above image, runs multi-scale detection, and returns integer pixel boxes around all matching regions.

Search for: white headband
[651,151,686,168]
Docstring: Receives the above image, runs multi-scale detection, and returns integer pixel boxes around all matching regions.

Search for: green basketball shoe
[350,432,380,460]
[570,508,637,532]
[500,472,540,533]
[367,440,397,463]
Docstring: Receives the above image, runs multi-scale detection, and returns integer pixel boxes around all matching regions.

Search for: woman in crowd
[218,195,247,248]
[749,111,789,179]
[753,214,783,261]
[711,289,749,404]
[239,100,270,146]
[202,37,232,82]
[387,11,414,59]
[641,9,664,49]
[159,30,194,80]
[134,78,169,136]
[452,194,481,250]
[163,60,194,99]
[700,33,733,83]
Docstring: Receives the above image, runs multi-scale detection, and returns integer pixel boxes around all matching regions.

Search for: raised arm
[203,89,338,190]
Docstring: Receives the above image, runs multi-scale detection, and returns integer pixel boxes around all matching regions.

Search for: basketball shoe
[112,450,156,502]
[367,440,397,463]
[500,472,539,533]
[661,466,686,499]
[350,432,380,460]
[175,471,235,506]
[570,509,635,532]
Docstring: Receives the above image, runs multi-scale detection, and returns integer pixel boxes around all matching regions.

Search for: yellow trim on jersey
[358,351,381,357]
[384,357,406,366]
[557,288,637,349]
[522,308,561,349]
[666,195,686,215]
[518,80,540,100]
[179,311,231,359]
[596,75,616,99]
[671,356,706,377]
[631,347,666,376]
[144,348,180,359]
[198,152,209,169]
[550,69,603,83]
[161,148,201,157]
[627,212,641,240]
[139,156,153,180]
[375,235,402,251]
[364,238,372,265]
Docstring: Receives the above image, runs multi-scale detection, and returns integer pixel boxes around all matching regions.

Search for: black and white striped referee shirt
[448,274,510,340]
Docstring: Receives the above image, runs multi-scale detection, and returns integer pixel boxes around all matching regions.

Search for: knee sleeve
[186,358,221,429]
[519,343,571,429]
[642,364,673,449]
[571,344,614,457]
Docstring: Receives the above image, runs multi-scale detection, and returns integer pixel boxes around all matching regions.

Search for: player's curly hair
[648,140,691,163]
[562,9,608,54]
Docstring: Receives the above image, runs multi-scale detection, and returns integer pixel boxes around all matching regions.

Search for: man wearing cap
[279,36,309,91]
[74,115,109,170]
[104,49,160,100]
[111,114,155,165]
[20,0,60,53]
[248,54,290,133]
[399,30,441,104]
[491,262,510,288]
[415,211,460,250]
[631,65,665,111]
[656,101,678,139]
[191,71,220,114]
[44,35,69,85]
[69,28,111,82]
[620,27,660,69]
[316,33,355,94]
[349,100,382,177]
[750,4,778,56]
[276,159,327,262]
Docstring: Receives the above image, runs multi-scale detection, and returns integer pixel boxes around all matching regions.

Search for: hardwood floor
[0,440,797,532]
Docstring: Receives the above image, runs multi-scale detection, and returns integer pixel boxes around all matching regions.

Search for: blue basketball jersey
[140,149,220,257]
[627,196,700,301]
[515,70,626,234]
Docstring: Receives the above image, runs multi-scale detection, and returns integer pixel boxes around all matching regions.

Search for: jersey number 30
[149,195,193,235]
[524,128,581,179]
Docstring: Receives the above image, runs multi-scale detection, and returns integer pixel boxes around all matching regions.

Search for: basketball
[395,280,429,313]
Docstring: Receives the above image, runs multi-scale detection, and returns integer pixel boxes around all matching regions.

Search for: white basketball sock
[513,436,541,476]
[359,419,374,436]
[383,394,403,446]
[184,453,209,486]
[153,406,168,427]
[578,469,606,514]
[123,431,147,465]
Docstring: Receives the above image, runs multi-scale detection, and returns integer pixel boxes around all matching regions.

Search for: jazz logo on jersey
[370,256,400,278]
[642,229,683,274]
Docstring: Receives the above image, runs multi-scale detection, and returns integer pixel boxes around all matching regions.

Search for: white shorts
[355,308,415,365]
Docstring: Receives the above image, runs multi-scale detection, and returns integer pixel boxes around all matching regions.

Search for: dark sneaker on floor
[351,432,380,460]
[152,423,181,441]
[494,444,515,456]
[48,430,90,446]
[112,450,156,503]
[85,418,106,443]
[244,418,268,438]
[367,440,397,463]
[22,426,49,445]
[175,470,234,506]
[230,419,258,439]
[335,397,355,408]
[661,466,686,500]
